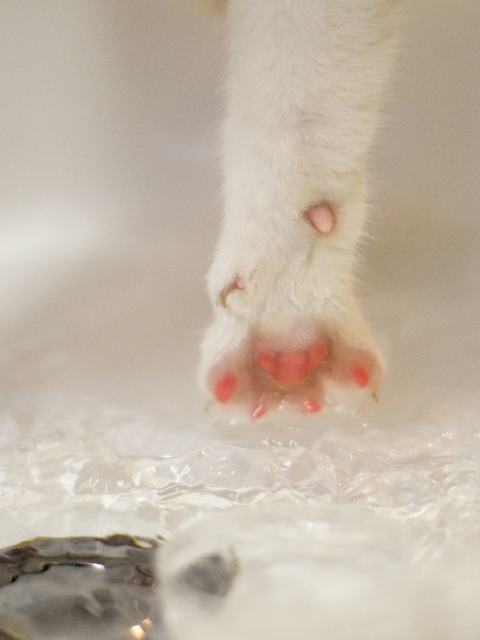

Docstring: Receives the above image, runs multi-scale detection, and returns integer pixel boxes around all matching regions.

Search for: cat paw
[201,194,384,421]
[200,308,383,421]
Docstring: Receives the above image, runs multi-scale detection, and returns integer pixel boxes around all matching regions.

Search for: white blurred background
[0,0,226,426]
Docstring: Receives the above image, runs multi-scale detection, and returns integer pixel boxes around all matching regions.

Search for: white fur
[201,0,400,407]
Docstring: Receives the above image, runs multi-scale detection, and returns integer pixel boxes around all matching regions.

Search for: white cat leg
[201,0,400,420]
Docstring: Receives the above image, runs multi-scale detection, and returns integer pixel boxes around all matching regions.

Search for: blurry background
[0,0,225,427]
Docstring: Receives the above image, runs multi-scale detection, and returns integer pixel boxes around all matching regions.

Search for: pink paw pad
[302,399,322,413]
[207,334,382,421]
[214,372,237,403]
[306,203,335,234]
[254,341,328,386]
[349,363,370,388]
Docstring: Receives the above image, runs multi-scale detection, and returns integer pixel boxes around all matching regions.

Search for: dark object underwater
[0,535,164,640]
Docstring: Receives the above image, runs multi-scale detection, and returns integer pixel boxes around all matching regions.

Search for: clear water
[0,1,479,638]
